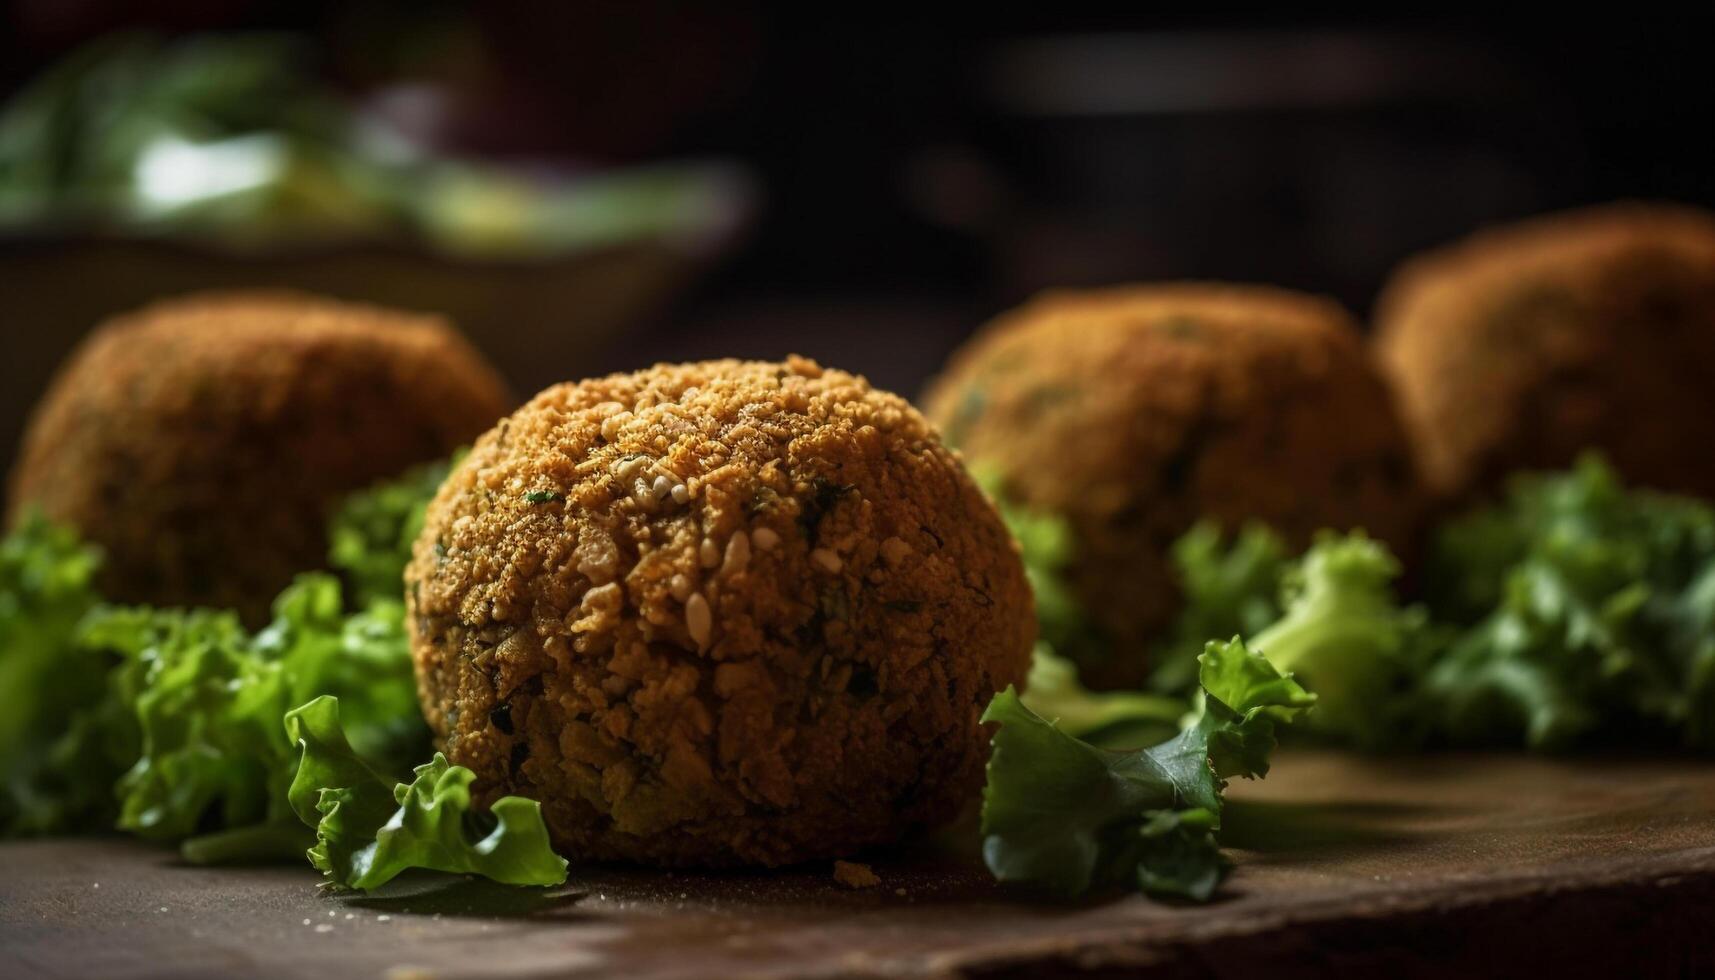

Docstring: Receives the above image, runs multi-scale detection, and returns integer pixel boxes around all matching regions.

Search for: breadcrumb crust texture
[1376,202,1715,501]
[924,283,1420,689]
[7,290,511,621]
[409,357,1034,868]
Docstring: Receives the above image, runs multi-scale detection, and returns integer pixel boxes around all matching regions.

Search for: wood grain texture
[5,750,1715,979]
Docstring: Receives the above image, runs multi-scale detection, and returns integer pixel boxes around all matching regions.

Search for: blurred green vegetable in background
[1148,522,1288,697]
[1246,532,1437,750]
[0,514,117,835]
[328,454,457,609]
[1020,645,1185,749]
[975,467,1186,745]
[0,34,747,258]
[0,34,387,242]
[1425,456,1715,751]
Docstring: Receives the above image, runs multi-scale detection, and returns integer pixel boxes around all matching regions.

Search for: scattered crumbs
[833,861,880,889]
[315,924,335,934]
[344,913,355,920]
[91,883,99,889]
[376,915,392,923]
[158,907,168,913]
[327,910,337,917]
[303,919,312,926]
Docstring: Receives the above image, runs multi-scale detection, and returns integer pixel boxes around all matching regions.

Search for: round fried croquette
[7,291,512,621]
[923,283,1421,690]
[407,357,1034,868]
[1375,202,1715,503]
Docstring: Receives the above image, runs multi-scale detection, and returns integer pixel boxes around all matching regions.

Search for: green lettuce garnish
[90,575,424,861]
[1018,644,1185,748]
[1,456,573,890]
[976,465,1183,741]
[1425,456,1715,750]
[0,513,115,834]
[285,696,567,890]
[1246,532,1435,749]
[0,458,448,855]
[972,465,1085,653]
[328,455,456,608]
[1149,522,1287,696]
[981,638,1313,899]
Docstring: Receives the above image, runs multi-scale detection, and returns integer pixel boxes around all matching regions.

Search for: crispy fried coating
[7,291,511,621]
[923,284,1420,689]
[408,357,1033,868]
[1375,202,1715,502]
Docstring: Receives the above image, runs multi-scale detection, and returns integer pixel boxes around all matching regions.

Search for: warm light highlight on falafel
[924,283,1420,689]
[7,290,512,621]
[1375,202,1715,502]
[407,357,1034,868]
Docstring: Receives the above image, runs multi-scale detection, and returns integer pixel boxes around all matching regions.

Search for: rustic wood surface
[5,749,1715,979]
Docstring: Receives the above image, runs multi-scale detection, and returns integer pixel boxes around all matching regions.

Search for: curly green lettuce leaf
[1150,522,1288,695]
[981,638,1313,899]
[1425,455,1715,750]
[0,514,103,750]
[286,696,567,890]
[96,574,424,861]
[2,458,446,846]
[1019,644,1185,748]
[2,675,140,836]
[97,605,275,843]
[0,513,116,834]
[1247,532,1437,749]
[328,455,456,608]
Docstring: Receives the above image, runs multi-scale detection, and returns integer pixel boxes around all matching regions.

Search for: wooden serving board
[5,750,1715,979]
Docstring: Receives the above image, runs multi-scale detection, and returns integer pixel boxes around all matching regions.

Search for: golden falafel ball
[1375,202,1715,502]
[408,357,1033,868]
[924,284,1420,690]
[7,291,512,621]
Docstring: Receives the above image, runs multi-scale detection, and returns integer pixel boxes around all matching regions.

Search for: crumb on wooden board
[833,861,880,889]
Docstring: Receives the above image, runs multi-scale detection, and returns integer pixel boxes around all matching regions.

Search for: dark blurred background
[3,3,1714,459]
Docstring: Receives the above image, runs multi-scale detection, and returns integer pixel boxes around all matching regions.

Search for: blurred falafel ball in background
[924,284,1422,690]
[1375,202,1715,504]
[7,291,513,622]
[409,357,1033,868]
